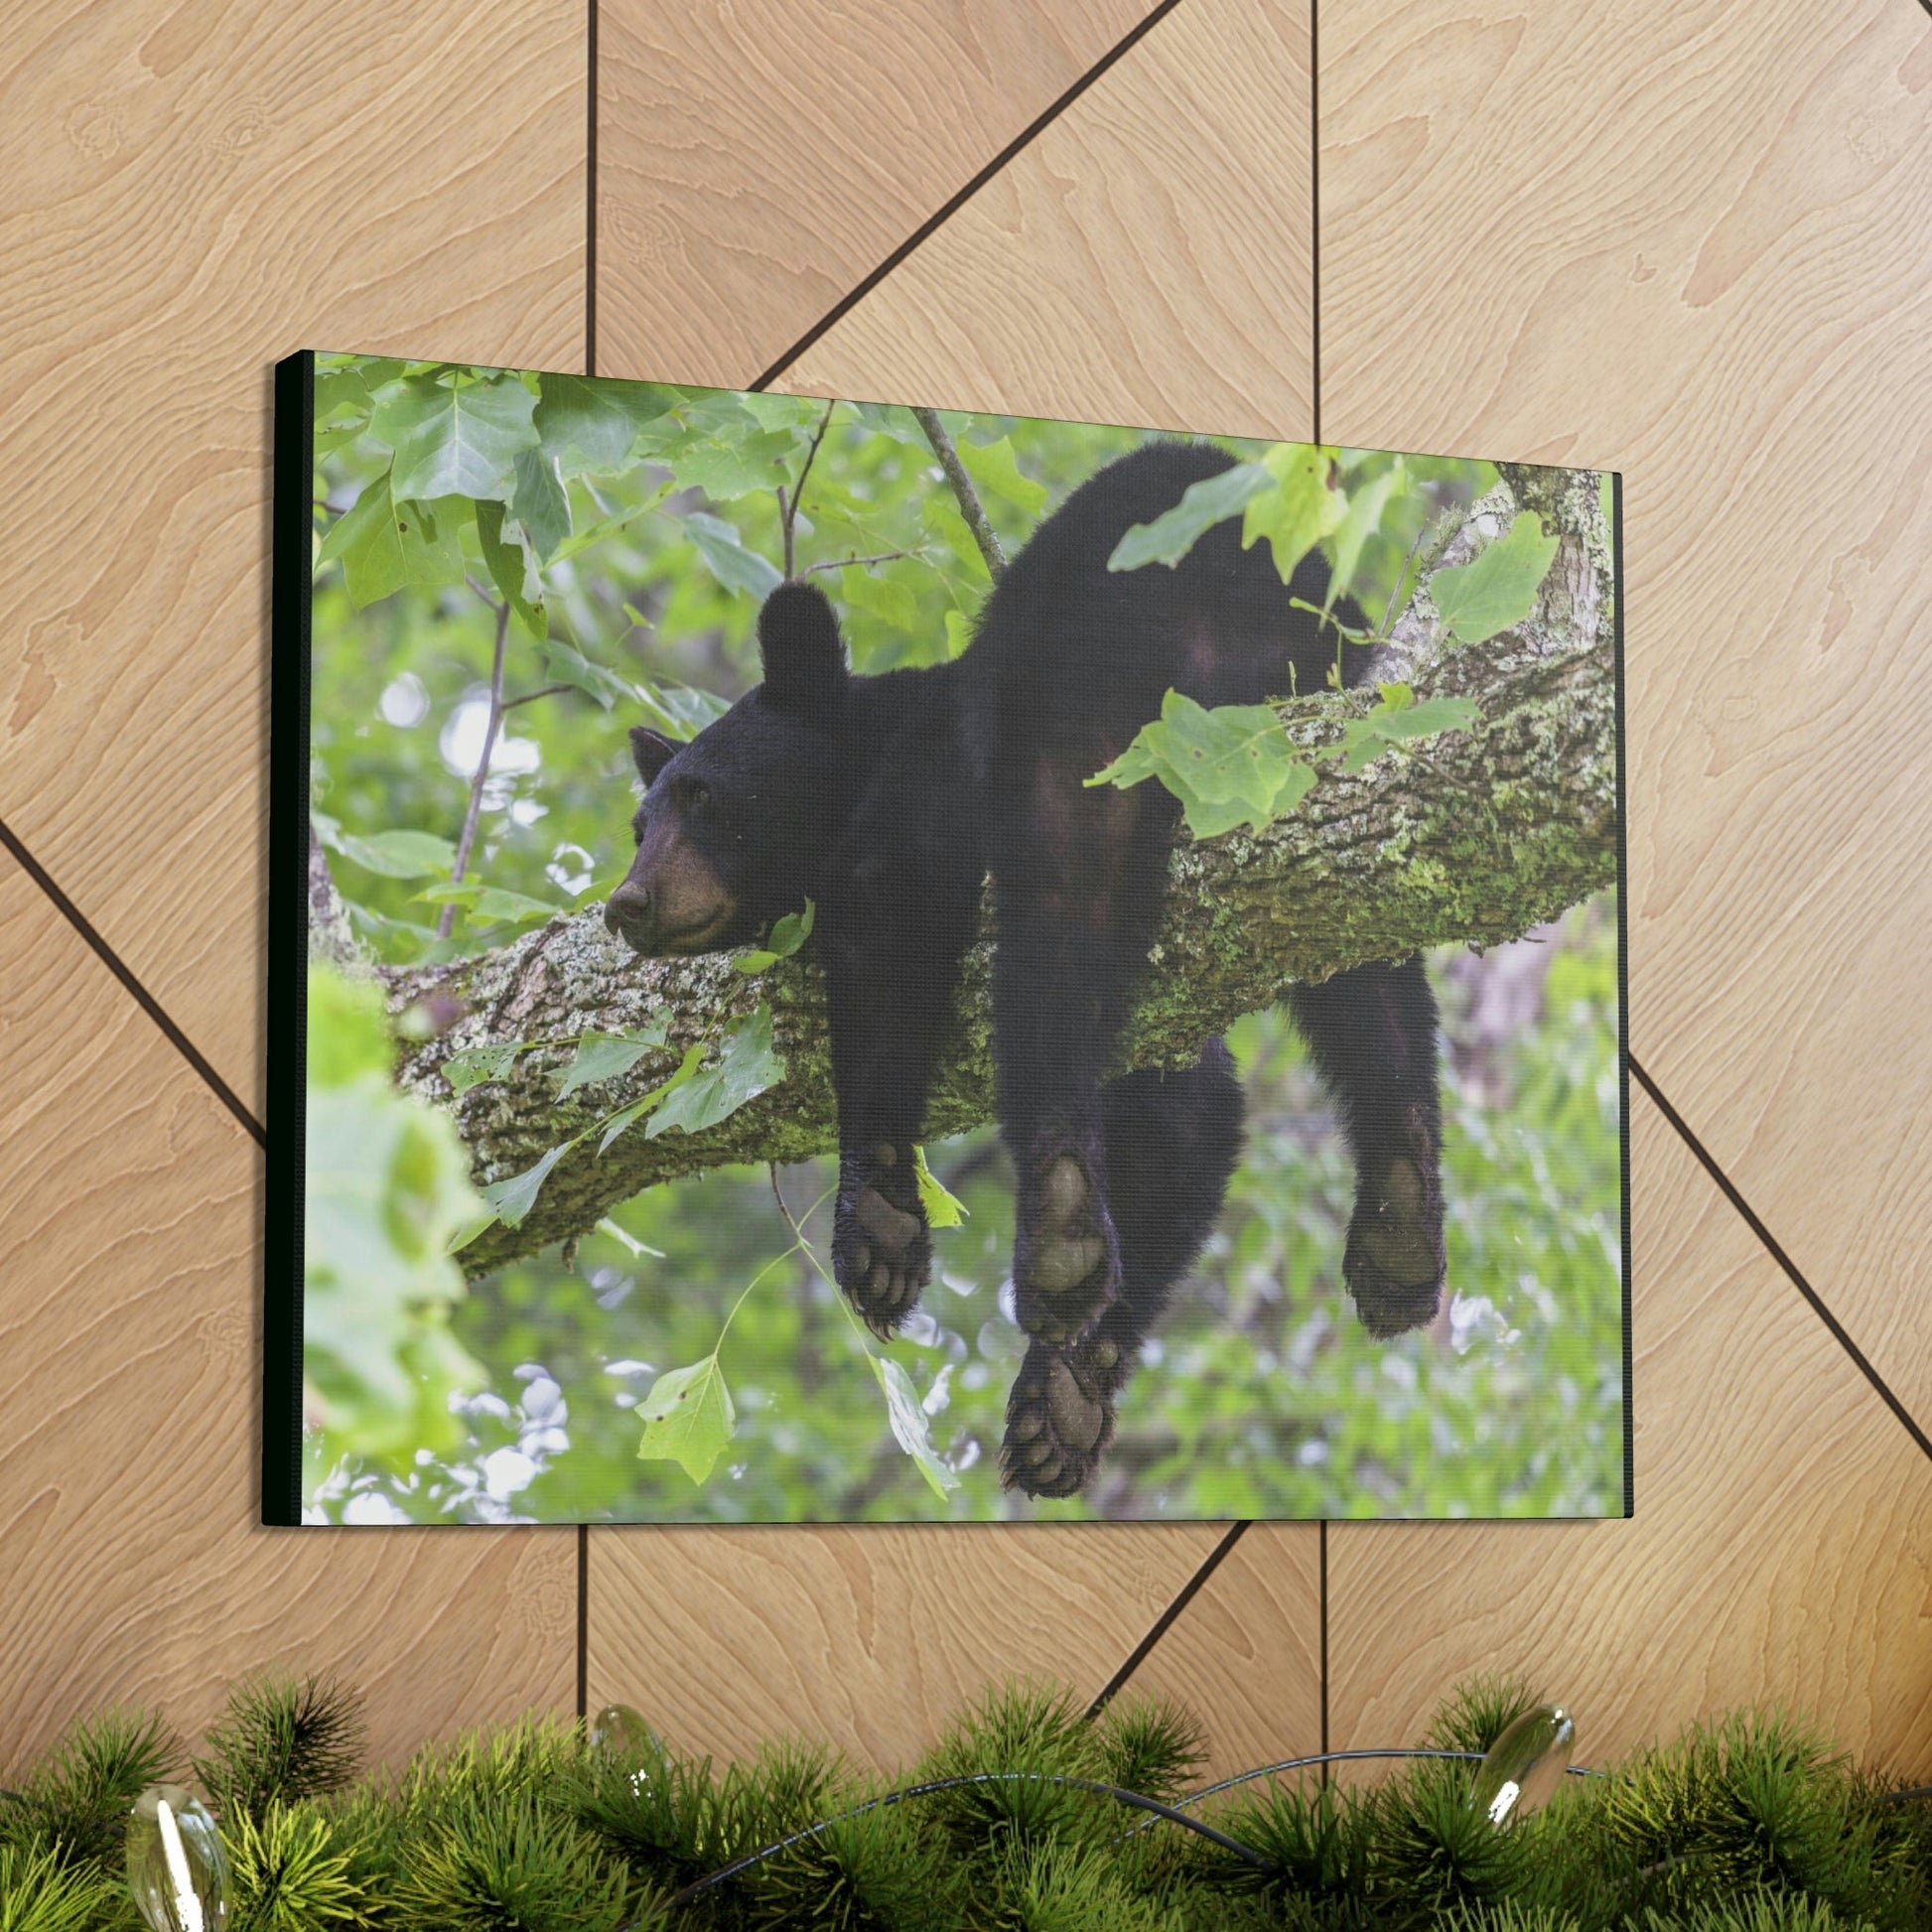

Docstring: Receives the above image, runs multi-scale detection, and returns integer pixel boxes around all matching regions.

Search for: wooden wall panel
[1116,1525,1323,1780]
[0,0,588,1115]
[1325,1094,1932,1775]
[588,1524,1226,1771]
[783,0,1314,438]
[596,0,1160,387]
[0,850,575,1775]
[1317,0,1932,1425]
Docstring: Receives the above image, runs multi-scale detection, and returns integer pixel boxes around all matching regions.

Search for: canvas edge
[262,348,314,1528]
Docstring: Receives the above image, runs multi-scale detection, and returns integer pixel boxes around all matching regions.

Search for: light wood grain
[0,850,576,1776]
[1328,1093,1932,1776]
[1115,1525,1322,1779]
[1318,0,1932,1427]
[0,0,588,1118]
[780,0,1314,439]
[587,1522,1227,1771]
[596,0,1160,388]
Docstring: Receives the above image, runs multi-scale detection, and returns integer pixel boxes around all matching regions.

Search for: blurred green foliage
[299,355,1621,1524]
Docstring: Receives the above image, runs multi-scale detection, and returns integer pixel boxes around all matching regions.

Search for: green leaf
[635,1354,736,1482]
[839,563,917,629]
[413,881,562,923]
[1325,455,1405,609]
[912,1147,969,1229]
[334,827,457,880]
[1430,510,1561,643]
[537,637,632,711]
[480,1142,574,1229]
[1241,444,1344,584]
[1108,463,1271,571]
[734,897,814,974]
[396,495,470,590]
[597,1041,705,1154]
[304,965,487,1469]
[555,1026,669,1100]
[316,472,407,609]
[308,965,394,1087]
[956,434,1047,516]
[868,1354,959,1497]
[532,372,638,474]
[943,610,976,658]
[684,511,783,601]
[1333,688,1483,773]
[645,1006,786,1139]
[674,429,802,502]
[1371,695,1482,741]
[476,498,546,640]
[1088,691,1316,838]
[372,372,539,501]
[443,1042,527,1096]
[512,447,572,561]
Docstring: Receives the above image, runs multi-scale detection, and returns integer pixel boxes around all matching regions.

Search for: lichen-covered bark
[379,471,1616,1276]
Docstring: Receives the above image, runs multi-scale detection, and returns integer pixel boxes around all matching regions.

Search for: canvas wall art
[267,352,1626,1526]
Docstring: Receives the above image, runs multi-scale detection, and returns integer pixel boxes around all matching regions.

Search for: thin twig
[799,548,913,579]
[500,682,577,712]
[777,399,839,581]
[439,597,512,941]
[910,405,1006,580]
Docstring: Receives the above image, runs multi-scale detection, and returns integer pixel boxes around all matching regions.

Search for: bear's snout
[604,879,659,952]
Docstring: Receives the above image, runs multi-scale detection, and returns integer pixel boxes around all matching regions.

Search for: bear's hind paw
[832,1142,931,1337]
[999,1334,1125,1499]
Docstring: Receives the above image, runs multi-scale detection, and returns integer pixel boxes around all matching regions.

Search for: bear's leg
[990,768,1177,1351]
[819,887,978,1338]
[1002,1043,1245,1497]
[1289,956,1448,1337]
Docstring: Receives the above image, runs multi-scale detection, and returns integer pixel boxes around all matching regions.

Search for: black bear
[605,441,1446,1498]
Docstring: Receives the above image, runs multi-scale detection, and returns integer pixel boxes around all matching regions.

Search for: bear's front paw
[999,1332,1128,1498]
[1343,1154,1447,1338]
[831,1141,930,1338]
[1012,1148,1121,1347]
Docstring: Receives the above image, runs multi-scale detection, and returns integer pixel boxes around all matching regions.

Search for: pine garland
[1,1672,1925,1931]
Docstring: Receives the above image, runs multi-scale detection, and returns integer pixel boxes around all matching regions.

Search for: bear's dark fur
[607,441,1446,1498]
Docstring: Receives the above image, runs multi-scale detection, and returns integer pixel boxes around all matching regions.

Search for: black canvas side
[262,349,314,1526]
[1612,470,1633,1518]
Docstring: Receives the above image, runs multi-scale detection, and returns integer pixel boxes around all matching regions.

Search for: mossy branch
[380,473,1614,1277]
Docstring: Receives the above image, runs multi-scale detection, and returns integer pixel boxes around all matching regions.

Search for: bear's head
[605,580,849,956]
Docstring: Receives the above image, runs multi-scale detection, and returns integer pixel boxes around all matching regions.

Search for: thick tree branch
[384,471,1615,1277]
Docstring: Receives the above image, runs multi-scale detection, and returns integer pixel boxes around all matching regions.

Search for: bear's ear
[629,727,678,785]
[758,581,849,718]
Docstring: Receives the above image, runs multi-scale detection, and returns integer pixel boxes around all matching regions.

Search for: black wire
[646,1771,1276,1917]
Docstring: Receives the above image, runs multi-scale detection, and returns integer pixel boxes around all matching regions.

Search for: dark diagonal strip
[0,813,266,1148]
[1629,1051,1932,1463]
[1310,0,1321,445]
[1085,1518,1251,1719]
[587,0,599,380]
[750,0,1188,392]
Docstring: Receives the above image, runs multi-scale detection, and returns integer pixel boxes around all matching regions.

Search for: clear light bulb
[127,1785,228,1932]
[1469,1705,1576,1827]
[591,1702,671,1806]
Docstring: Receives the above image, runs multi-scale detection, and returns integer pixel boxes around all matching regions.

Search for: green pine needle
[0,1842,124,1932]
[195,1673,363,1821]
